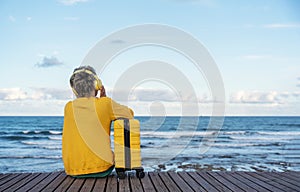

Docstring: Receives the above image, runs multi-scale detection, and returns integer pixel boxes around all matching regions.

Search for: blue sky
[0,0,299,116]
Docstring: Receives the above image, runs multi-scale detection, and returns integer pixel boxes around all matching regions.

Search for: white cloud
[35,56,64,68]
[264,23,300,29]
[109,88,177,102]
[0,88,27,100]
[0,100,66,116]
[230,91,276,104]
[0,87,299,116]
[293,92,300,97]
[26,16,32,21]
[109,88,214,103]
[31,88,73,100]
[0,88,72,101]
[229,91,299,104]
[58,0,89,5]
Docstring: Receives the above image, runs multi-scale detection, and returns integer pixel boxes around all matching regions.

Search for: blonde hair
[70,66,98,97]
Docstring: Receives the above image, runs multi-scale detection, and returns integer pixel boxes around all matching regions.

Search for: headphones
[71,69,102,96]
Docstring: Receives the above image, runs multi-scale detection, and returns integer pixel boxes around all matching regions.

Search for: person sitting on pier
[62,65,134,178]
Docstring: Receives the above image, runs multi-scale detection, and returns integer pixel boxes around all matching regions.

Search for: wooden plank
[230,172,268,192]
[30,172,62,191]
[167,172,194,192]
[282,172,300,182]
[260,172,300,191]
[119,177,130,192]
[130,174,144,192]
[247,172,292,192]
[105,175,118,192]
[15,172,51,192]
[80,178,96,192]
[1,171,300,192]
[188,172,219,192]
[5,173,40,191]
[208,172,245,192]
[287,171,300,179]
[54,175,75,192]
[0,173,9,180]
[198,172,231,192]
[0,173,19,186]
[158,172,181,192]
[274,172,300,187]
[217,172,257,192]
[178,172,206,192]
[93,177,108,192]
[66,178,85,192]
[42,172,68,192]
[149,172,168,191]
[236,172,280,192]
[0,173,31,191]
[264,172,300,191]
[140,172,156,192]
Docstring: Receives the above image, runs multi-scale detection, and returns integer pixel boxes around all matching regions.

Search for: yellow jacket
[62,97,133,176]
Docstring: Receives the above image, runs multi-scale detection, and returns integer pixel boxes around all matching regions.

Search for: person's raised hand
[100,86,106,97]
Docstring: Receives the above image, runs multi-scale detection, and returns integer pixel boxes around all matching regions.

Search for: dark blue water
[0,116,299,173]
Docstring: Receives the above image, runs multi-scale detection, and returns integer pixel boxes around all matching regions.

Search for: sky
[0,0,300,116]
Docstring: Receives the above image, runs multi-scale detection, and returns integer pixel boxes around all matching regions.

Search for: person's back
[62,66,133,178]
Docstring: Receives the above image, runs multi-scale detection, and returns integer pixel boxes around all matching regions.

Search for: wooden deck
[0,171,299,192]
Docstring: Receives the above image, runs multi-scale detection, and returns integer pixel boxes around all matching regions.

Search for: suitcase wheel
[116,168,126,179]
[117,171,126,179]
[136,170,145,178]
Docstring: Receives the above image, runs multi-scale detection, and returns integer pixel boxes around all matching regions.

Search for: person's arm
[109,99,134,120]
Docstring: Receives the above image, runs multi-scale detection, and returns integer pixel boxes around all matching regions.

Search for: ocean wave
[21,130,62,135]
[0,155,61,159]
[22,130,30,134]
[257,131,300,136]
[48,136,62,140]
[222,131,246,135]
[141,131,247,138]
[20,141,61,150]
[269,123,300,128]
[1,135,45,141]
[138,131,249,139]
[229,136,295,141]
[42,146,61,150]
[21,141,42,145]
[209,142,281,147]
[49,131,62,135]
[21,140,59,145]
[140,131,218,138]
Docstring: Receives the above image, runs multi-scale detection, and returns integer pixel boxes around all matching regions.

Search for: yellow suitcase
[114,118,144,178]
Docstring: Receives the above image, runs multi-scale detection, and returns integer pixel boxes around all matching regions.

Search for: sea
[0,116,300,173]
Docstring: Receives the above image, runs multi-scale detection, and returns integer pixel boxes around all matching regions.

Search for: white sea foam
[210,143,269,147]
[48,136,62,140]
[0,155,60,159]
[222,131,246,135]
[229,136,294,141]
[21,141,40,145]
[21,140,58,145]
[49,131,62,135]
[257,131,300,136]
[22,130,30,134]
[141,131,217,138]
